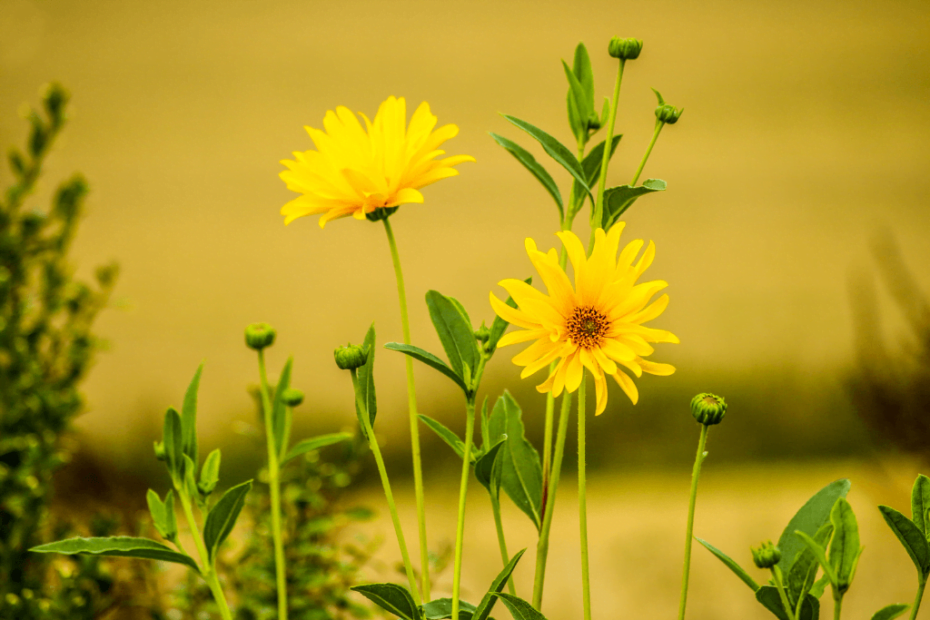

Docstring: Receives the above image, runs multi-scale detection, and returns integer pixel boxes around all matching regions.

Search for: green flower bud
[652,88,683,125]
[691,393,727,426]
[608,37,643,60]
[334,343,369,370]
[474,323,490,343]
[153,440,166,461]
[751,541,782,569]
[245,323,276,350]
[282,388,304,407]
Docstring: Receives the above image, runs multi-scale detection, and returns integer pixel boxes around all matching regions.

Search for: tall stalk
[676,424,709,620]
[590,59,625,247]
[451,398,478,620]
[577,375,592,620]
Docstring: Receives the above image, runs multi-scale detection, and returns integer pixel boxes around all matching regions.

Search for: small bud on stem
[245,323,276,351]
[691,393,726,426]
[334,343,368,370]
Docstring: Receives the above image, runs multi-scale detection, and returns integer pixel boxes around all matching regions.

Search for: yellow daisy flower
[490,225,678,415]
[279,96,475,227]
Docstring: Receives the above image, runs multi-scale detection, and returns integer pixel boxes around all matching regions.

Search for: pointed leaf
[488,392,542,530]
[198,449,221,496]
[809,574,829,598]
[787,523,833,604]
[487,277,531,356]
[796,530,839,586]
[911,474,930,537]
[568,135,622,219]
[501,115,590,194]
[181,363,203,464]
[879,505,930,577]
[163,407,183,484]
[563,60,591,126]
[475,439,506,494]
[351,583,420,620]
[491,593,547,620]
[426,291,480,390]
[385,342,469,393]
[356,323,378,428]
[473,549,526,620]
[601,179,667,229]
[423,599,476,620]
[829,498,860,591]
[30,536,198,570]
[182,454,199,501]
[489,133,562,218]
[777,479,851,574]
[271,357,293,458]
[572,43,595,108]
[695,538,759,592]
[283,432,352,464]
[871,604,910,620]
[567,89,584,145]
[203,480,252,562]
[419,414,466,459]
[164,490,177,538]
[146,490,171,539]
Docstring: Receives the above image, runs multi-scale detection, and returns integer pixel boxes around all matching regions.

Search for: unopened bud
[751,541,782,569]
[474,323,490,343]
[245,323,276,351]
[153,441,166,461]
[608,37,643,60]
[334,343,368,370]
[652,88,684,125]
[691,393,727,426]
[282,388,304,407]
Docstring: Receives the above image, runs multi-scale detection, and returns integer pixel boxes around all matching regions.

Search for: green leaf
[871,604,910,620]
[182,454,199,502]
[568,135,622,220]
[755,587,820,620]
[878,505,930,577]
[356,323,378,429]
[419,414,466,459]
[563,61,591,128]
[198,449,221,496]
[489,133,562,219]
[601,179,667,229]
[501,115,590,194]
[385,343,469,393]
[163,407,183,484]
[488,392,542,530]
[487,277,531,356]
[491,593,547,620]
[351,583,420,620]
[567,88,584,145]
[787,523,833,604]
[30,536,198,570]
[777,479,851,574]
[422,599,476,620]
[146,490,175,540]
[426,290,480,390]
[796,530,839,587]
[809,574,829,598]
[472,549,526,620]
[203,480,252,562]
[181,363,203,464]
[829,498,860,591]
[695,538,759,592]
[271,357,293,459]
[572,42,595,110]
[911,474,930,537]
[282,432,352,464]
[475,439,506,495]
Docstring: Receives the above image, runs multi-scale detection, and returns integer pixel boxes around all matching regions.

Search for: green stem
[351,369,422,604]
[590,59,625,247]
[578,376,592,620]
[676,424,709,620]
[178,490,233,620]
[771,566,796,620]
[257,350,288,620]
[909,576,927,620]
[451,399,477,620]
[382,217,431,600]
[630,121,664,186]
[532,391,572,609]
[833,594,843,620]
[490,493,516,596]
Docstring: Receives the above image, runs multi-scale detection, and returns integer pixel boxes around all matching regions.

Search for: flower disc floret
[490,225,678,415]
[279,96,475,227]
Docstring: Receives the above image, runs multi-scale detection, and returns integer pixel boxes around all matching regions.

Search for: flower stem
[771,566,796,620]
[833,594,843,620]
[590,59,625,246]
[909,577,927,620]
[451,398,478,620]
[490,493,516,596]
[677,424,709,620]
[532,391,572,609]
[382,217,431,600]
[630,121,664,186]
[578,375,592,620]
[257,350,288,620]
[351,369,422,604]
[178,490,233,620]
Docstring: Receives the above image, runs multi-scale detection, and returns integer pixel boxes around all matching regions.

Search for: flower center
[566,306,609,349]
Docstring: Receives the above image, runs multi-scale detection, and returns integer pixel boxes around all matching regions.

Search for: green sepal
[146,489,177,540]
[777,479,851,574]
[911,474,930,537]
[755,586,819,620]
[163,407,184,485]
[487,277,531,357]
[489,133,562,219]
[202,479,252,563]
[878,505,930,577]
[419,414,467,459]
[472,548,526,620]
[694,537,759,592]
[475,438,506,496]
[426,290,480,392]
[501,115,590,197]
[30,536,198,571]
[488,392,542,530]
[385,342,469,393]
[828,498,860,592]
[787,523,833,604]
[198,449,221,496]
[601,179,666,229]
[181,363,203,465]
[271,356,293,459]
[491,593,548,620]
[282,432,352,464]
[422,599,476,620]
[871,604,910,620]
[355,323,378,431]
[351,583,421,620]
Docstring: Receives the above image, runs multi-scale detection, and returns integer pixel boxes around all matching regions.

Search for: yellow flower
[490,225,678,415]
[279,96,475,227]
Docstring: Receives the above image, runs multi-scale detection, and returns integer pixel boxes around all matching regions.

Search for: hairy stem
[677,424,709,620]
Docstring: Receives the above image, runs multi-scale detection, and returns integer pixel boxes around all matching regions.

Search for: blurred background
[2,0,929,617]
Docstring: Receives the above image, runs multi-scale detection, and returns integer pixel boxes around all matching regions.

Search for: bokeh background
[2,0,929,616]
